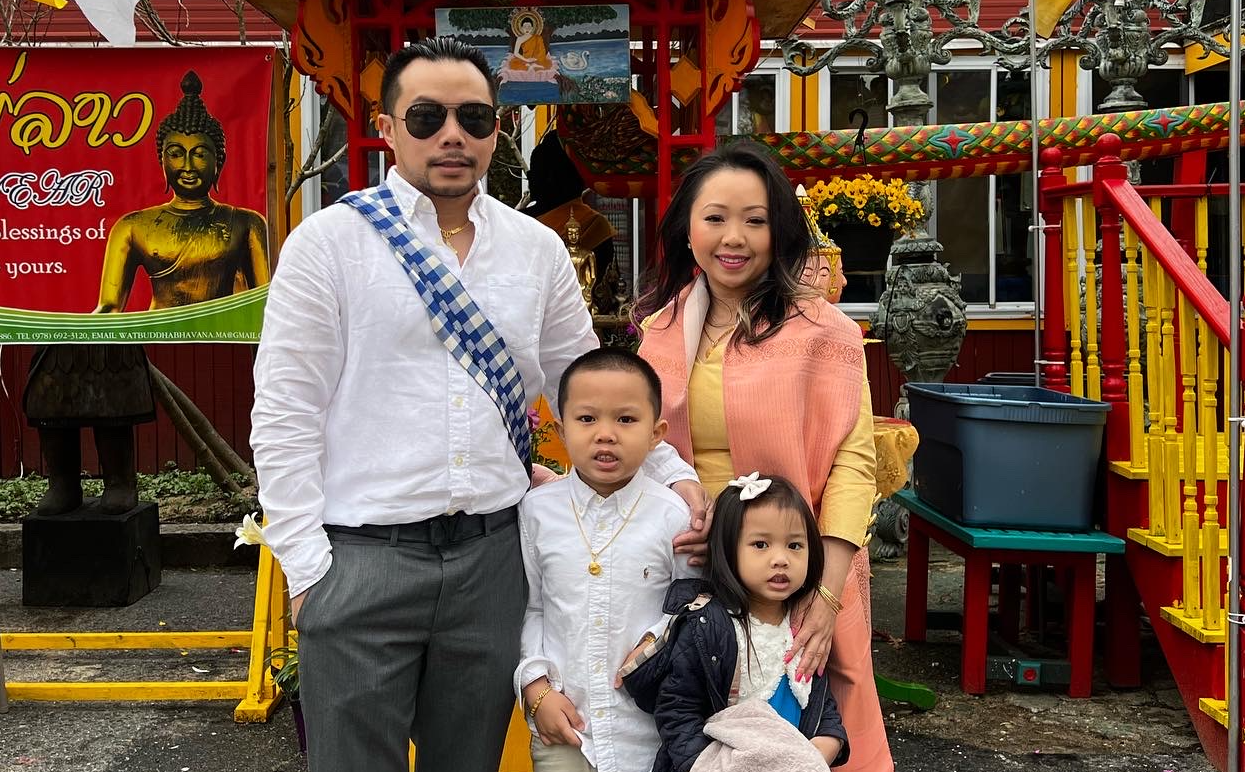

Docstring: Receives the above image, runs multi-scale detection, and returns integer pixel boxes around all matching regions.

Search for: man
[250,38,708,772]
[95,70,269,312]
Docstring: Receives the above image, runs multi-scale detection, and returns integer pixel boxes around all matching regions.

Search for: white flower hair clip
[727,472,772,501]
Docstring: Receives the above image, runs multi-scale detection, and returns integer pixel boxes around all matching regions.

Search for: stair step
[1109,436,1241,481]
[1159,606,1226,643]
[1127,527,1228,558]
[1200,698,1228,728]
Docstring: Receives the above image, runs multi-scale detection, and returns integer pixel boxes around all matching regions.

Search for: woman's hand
[789,591,836,682]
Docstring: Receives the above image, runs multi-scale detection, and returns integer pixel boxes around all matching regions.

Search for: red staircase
[1038,133,1243,771]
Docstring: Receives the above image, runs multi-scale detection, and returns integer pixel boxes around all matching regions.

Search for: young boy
[514,348,696,772]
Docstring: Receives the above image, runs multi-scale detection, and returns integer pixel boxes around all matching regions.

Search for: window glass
[830,74,888,130]
[737,74,776,134]
[934,70,992,303]
[994,71,1034,303]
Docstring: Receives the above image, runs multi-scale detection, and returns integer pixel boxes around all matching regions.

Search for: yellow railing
[1057,189,1238,640]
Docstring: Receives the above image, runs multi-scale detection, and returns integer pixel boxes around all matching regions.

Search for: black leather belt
[324,506,517,546]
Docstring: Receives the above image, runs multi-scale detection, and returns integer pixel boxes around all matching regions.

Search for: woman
[635,141,892,771]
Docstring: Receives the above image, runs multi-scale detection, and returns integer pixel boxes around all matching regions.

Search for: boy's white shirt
[515,467,697,772]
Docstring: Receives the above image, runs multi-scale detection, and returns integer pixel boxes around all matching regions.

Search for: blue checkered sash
[340,183,531,470]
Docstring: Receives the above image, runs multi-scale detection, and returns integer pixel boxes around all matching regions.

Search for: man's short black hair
[557,347,663,420]
[381,37,499,115]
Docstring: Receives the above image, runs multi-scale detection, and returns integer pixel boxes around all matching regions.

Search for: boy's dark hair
[381,38,499,115]
[557,347,662,419]
[706,475,824,666]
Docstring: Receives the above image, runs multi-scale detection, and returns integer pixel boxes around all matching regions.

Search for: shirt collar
[568,467,650,517]
[384,166,487,223]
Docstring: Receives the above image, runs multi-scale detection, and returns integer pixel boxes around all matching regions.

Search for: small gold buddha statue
[564,211,596,311]
[796,184,846,303]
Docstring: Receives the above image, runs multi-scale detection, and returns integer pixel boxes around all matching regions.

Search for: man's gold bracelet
[528,684,553,718]
[817,584,844,615]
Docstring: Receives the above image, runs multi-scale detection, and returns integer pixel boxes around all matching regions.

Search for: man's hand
[670,479,713,566]
[290,591,307,629]
[811,736,844,767]
[523,678,585,747]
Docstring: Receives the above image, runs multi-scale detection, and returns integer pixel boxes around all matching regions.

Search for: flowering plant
[806,176,923,232]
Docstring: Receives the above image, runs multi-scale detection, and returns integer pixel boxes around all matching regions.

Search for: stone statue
[564,211,595,310]
[870,262,968,385]
[94,70,270,312]
[24,345,155,515]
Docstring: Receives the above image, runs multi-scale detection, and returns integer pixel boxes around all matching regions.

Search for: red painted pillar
[1038,148,1069,393]
[1093,134,1130,461]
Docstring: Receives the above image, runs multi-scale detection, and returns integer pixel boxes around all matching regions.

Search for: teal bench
[894,489,1124,696]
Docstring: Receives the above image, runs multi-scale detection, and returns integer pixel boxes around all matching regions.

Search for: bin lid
[904,383,1111,413]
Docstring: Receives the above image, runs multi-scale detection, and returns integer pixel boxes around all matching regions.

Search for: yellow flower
[868,213,882,227]
[826,203,838,214]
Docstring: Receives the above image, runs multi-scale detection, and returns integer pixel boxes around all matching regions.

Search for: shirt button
[594,618,603,627]
[595,709,604,718]
[453,396,464,408]
[597,521,608,531]
[699,616,707,624]
[453,456,464,466]
[593,663,603,674]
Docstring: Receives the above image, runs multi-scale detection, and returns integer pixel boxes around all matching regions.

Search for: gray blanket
[689,699,830,772]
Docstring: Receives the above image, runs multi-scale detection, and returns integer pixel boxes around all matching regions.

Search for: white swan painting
[559,50,590,71]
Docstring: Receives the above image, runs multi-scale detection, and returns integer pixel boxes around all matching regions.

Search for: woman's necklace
[571,492,644,576]
[699,315,737,362]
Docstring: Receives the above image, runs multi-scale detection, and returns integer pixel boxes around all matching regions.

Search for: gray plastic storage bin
[905,383,1111,531]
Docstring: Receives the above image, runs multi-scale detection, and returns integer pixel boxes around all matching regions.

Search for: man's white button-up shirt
[251,168,694,596]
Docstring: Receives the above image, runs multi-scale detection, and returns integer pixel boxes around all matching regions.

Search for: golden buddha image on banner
[0,48,274,344]
[435,4,631,106]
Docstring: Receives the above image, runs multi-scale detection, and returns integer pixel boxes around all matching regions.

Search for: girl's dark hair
[706,475,824,669]
[634,141,815,346]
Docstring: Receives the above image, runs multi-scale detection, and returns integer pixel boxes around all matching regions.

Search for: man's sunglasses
[403,102,496,140]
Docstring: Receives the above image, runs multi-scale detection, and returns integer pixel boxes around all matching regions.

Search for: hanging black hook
[849,108,869,158]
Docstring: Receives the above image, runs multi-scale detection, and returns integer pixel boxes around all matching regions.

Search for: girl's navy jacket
[621,578,850,772]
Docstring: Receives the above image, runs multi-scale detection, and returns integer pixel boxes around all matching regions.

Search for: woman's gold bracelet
[528,684,554,718]
[817,584,844,615]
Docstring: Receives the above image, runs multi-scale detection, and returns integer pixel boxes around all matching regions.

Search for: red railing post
[1038,147,1070,393]
[1093,134,1130,461]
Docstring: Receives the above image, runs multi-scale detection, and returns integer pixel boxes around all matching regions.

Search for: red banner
[0,48,273,342]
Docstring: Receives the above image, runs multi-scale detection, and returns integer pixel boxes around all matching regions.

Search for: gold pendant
[588,561,602,576]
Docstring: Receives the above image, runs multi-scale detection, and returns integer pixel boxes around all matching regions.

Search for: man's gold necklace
[440,222,471,256]
[572,492,644,576]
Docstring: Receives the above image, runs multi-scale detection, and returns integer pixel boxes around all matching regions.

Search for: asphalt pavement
[0,538,1217,772]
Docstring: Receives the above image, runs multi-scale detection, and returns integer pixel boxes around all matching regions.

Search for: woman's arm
[792,375,876,680]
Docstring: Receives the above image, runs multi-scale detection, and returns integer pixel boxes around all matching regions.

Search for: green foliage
[266,645,300,698]
[0,469,258,524]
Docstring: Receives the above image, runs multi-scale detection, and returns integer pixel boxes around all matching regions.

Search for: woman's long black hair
[633,141,816,346]
[706,475,824,671]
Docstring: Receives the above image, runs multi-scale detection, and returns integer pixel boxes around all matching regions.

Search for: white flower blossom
[233,512,269,549]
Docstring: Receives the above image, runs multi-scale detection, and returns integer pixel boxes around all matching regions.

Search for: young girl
[621,473,850,771]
